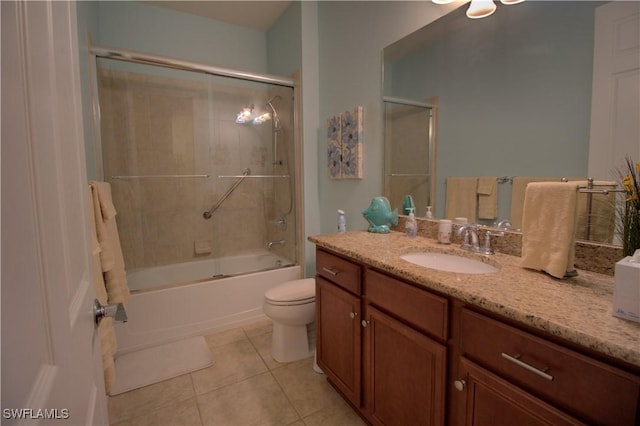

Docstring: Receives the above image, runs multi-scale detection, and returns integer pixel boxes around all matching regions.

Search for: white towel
[477,176,498,220]
[445,177,478,221]
[520,182,579,279]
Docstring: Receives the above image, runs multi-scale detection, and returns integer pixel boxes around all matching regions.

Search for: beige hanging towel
[520,182,579,279]
[445,177,478,221]
[88,185,118,394]
[510,177,557,229]
[477,176,498,220]
[89,181,130,305]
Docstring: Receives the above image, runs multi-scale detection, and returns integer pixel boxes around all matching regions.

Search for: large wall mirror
[383,0,639,246]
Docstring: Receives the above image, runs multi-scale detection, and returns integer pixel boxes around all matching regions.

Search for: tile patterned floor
[108,320,366,426]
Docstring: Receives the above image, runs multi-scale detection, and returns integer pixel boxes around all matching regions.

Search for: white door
[1,1,108,425]
[588,1,640,180]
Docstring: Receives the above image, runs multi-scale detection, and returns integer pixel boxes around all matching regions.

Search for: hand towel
[510,177,558,229]
[88,186,118,394]
[89,181,130,305]
[477,176,498,220]
[570,180,617,244]
[520,182,579,279]
[445,177,478,221]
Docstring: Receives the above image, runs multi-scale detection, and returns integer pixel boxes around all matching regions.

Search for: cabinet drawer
[460,308,640,425]
[365,269,448,340]
[316,249,361,295]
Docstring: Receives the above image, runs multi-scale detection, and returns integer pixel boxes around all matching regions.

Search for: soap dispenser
[405,207,417,238]
[425,206,433,219]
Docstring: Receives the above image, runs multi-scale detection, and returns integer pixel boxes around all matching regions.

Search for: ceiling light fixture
[466,0,497,19]
[431,0,524,19]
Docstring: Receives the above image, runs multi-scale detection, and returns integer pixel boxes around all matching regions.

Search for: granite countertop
[308,231,640,369]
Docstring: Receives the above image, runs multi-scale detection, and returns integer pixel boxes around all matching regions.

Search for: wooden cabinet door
[458,358,585,426]
[316,276,362,407]
[363,305,446,426]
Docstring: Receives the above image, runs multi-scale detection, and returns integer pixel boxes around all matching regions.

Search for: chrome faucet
[496,219,513,230]
[266,239,285,250]
[457,225,480,252]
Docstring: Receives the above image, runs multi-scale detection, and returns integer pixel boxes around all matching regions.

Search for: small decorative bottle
[405,208,417,238]
[337,209,346,233]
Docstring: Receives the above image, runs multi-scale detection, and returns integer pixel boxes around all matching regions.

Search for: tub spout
[266,239,285,250]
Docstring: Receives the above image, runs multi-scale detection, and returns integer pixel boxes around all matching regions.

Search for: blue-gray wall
[315,1,454,233]
[72,1,486,275]
[388,2,599,219]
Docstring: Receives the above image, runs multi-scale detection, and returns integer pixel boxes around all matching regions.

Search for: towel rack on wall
[111,174,210,179]
[568,178,625,241]
[443,176,513,185]
[389,173,431,177]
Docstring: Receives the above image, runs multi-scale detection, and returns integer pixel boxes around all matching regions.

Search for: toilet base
[271,323,312,363]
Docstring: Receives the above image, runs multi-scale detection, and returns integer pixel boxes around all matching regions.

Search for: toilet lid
[265,278,315,304]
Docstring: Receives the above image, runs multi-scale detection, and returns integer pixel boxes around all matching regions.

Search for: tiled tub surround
[98,68,296,271]
[308,231,640,369]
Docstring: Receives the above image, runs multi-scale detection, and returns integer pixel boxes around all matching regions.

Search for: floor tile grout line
[189,372,205,426]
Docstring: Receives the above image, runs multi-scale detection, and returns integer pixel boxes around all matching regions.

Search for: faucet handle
[481,230,504,255]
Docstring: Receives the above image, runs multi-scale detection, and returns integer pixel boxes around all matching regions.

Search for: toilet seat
[264,278,315,306]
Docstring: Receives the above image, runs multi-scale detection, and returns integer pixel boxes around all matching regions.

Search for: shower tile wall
[98,69,290,270]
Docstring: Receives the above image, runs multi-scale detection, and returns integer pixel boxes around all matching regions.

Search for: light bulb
[500,0,525,4]
[432,0,456,4]
[466,0,496,19]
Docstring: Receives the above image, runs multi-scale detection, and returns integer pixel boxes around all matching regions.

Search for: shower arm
[203,168,251,219]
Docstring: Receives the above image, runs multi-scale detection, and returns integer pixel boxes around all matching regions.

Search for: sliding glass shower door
[95,57,297,289]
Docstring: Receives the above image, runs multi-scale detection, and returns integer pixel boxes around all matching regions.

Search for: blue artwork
[327,106,363,179]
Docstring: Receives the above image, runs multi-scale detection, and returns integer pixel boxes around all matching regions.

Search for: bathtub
[114,252,302,353]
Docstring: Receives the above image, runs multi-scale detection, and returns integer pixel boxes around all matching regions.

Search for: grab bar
[218,174,290,179]
[112,174,210,179]
[203,168,250,219]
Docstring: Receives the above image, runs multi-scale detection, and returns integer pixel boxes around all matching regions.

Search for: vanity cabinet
[457,357,584,425]
[314,246,640,425]
[315,248,448,425]
[315,249,362,408]
[363,269,447,426]
[457,308,640,426]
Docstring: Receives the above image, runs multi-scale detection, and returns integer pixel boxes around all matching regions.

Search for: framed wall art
[327,106,363,179]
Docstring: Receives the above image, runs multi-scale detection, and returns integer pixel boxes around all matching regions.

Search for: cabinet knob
[361,319,370,328]
[454,380,466,391]
[350,312,357,319]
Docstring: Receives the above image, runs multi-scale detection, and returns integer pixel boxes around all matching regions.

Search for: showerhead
[265,95,281,131]
[265,95,281,107]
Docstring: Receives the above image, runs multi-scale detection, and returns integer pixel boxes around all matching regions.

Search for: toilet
[263,278,316,363]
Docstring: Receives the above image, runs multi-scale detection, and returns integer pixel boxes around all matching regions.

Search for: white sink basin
[400,252,499,274]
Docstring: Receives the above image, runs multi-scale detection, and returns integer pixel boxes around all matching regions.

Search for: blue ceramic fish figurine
[362,196,399,233]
